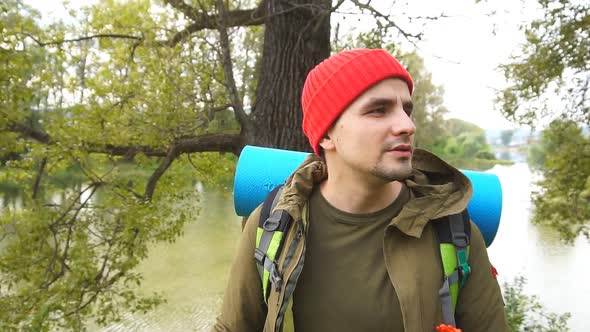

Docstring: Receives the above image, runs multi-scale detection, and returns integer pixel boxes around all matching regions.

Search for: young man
[212,49,509,332]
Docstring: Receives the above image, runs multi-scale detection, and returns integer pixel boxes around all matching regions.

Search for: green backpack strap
[254,185,292,302]
[434,210,471,327]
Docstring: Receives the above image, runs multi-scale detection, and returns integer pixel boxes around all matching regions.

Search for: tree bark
[250,0,331,152]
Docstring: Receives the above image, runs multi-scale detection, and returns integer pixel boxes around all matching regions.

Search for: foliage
[503,276,571,331]
[498,0,589,241]
[429,119,510,170]
[498,0,589,126]
[0,150,220,330]
[0,0,45,163]
[0,0,243,328]
[527,120,590,243]
[186,152,237,191]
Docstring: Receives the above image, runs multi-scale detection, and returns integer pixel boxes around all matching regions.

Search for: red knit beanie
[301,48,413,155]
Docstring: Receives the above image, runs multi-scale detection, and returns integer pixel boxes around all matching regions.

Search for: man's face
[320,78,415,183]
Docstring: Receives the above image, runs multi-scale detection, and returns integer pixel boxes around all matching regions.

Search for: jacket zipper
[274,209,307,331]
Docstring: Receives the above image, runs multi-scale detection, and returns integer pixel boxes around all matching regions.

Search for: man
[213,49,508,331]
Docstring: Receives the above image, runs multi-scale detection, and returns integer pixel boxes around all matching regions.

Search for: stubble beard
[371,157,413,182]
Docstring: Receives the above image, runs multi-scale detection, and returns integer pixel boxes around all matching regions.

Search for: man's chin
[373,165,413,182]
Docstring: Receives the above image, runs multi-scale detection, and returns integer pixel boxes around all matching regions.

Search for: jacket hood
[399,149,473,237]
[274,149,472,237]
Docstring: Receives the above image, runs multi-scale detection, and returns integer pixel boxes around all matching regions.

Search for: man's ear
[318,133,335,152]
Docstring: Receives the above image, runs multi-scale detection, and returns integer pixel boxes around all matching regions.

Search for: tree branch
[32,157,47,200]
[94,216,122,284]
[66,271,125,317]
[163,0,201,20]
[6,118,52,144]
[97,134,243,157]
[173,134,244,155]
[66,226,141,317]
[161,0,266,47]
[332,0,347,11]
[142,133,244,200]
[42,183,100,289]
[215,0,252,135]
[348,0,423,42]
[144,146,178,201]
[4,114,243,156]
[210,103,232,113]
[45,223,60,287]
[26,33,143,47]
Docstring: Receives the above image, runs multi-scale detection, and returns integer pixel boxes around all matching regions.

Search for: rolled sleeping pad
[233,145,502,247]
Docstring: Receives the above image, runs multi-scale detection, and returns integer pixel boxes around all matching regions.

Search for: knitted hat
[301,49,413,155]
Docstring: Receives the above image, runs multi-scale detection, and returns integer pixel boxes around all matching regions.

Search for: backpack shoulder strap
[434,209,471,327]
[254,185,292,302]
[449,211,471,287]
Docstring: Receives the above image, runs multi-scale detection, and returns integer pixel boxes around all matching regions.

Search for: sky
[24,0,541,130]
[398,0,540,130]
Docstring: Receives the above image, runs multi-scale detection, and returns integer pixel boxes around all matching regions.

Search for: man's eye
[367,108,386,114]
[403,103,414,116]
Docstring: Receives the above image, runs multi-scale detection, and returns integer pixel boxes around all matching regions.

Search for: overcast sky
[396,0,540,130]
[25,0,540,130]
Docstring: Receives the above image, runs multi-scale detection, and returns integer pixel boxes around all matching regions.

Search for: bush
[503,276,570,331]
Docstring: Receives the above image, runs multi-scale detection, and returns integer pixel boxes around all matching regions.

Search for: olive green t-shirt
[292,184,410,332]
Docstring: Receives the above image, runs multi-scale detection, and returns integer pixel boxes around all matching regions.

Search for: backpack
[254,185,471,328]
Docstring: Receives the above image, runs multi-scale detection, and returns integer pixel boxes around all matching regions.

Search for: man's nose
[391,106,415,137]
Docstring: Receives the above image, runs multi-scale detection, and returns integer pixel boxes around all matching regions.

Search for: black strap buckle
[263,211,282,231]
[254,248,266,265]
[452,233,469,248]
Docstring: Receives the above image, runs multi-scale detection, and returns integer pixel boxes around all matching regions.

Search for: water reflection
[0,181,100,210]
[0,185,23,210]
[495,147,528,163]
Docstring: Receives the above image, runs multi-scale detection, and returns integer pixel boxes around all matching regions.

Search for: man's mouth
[387,144,413,157]
[390,144,412,152]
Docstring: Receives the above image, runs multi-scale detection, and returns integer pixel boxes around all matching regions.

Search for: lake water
[487,162,590,332]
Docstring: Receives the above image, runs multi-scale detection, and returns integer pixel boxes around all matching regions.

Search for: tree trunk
[250,0,331,152]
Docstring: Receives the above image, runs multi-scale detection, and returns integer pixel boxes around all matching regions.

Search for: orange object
[491,264,499,279]
[436,324,462,332]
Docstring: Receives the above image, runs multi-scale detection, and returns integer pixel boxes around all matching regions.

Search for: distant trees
[427,119,501,170]
[500,129,515,146]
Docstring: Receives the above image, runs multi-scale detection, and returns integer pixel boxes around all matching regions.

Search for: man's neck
[319,173,403,214]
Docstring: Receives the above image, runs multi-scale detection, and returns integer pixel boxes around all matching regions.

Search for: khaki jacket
[213,149,509,332]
